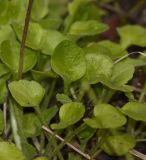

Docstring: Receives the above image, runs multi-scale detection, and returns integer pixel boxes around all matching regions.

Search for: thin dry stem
[130,149,146,160]
[18,0,33,79]
[42,126,91,160]
[114,52,146,64]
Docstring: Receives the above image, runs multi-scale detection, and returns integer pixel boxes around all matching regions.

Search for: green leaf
[111,62,135,86]
[0,141,25,160]
[121,102,146,121]
[0,40,37,73]
[77,125,95,141]
[68,153,82,160]
[40,30,67,55]
[0,25,16,45]
[39,16,62,30]
[22,113,41,137]
[0,0,25,25]
[69,20,108,36]
[56,93,72,104]
[84,104,126,128]
[42,107,58,124]
[0,74,9,104]
[51,40,86,83]
[31,0,49,21]
[118,25,146,49]
[23,143,37,160]
[0,62,9,77]
[34,157,47,160]
[51,102,85,129]
[101,134,136,156]
[0,0,8,15]
[8,80,45,107]
[48,0,67,18]
[13,22,44,50]
[84,53,113,84]
[97,40,127,59]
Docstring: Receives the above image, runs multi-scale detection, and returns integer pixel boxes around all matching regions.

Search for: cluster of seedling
[0,0,146,159]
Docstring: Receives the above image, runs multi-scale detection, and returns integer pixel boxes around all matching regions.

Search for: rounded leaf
[31,0,49,21]
[84,104,126,128]
[118,25,146,49]
[51,40,86,83]
[0,141,25,160]
[101,134,136,156]
[13,22,44,50]
[51,102,85,129]
[40,30,67,55]
[84,53,113,84]
[0,40,37,73]
[8,80,45,107]
[122,102,146,121]
[111,62,134,86]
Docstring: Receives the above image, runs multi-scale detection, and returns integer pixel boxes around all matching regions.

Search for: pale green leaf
[118,25,146,49]
[0,40,37,73]
[97,40,127,59]
[8,80,45,107]
[101,134,136,156]
[111,62,135,86]
[121,102,146,121]
[0,142,25,160]
[84,104,126,128]
[40,30,67,55]
[51,40,86,83]
[51,102,85,129]
[84,53,113,84]
[13,22,44,50]
[0,25,16,45]
[69,20,108,36]
[31,0,49,21]
[22,113,41,137]
[56,93,72,104]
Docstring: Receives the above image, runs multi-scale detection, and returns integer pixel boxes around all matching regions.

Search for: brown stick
[18,0,33,79]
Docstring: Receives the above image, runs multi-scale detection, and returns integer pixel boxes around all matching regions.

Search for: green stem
[64,81,70,95]
[42,79,57,110]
